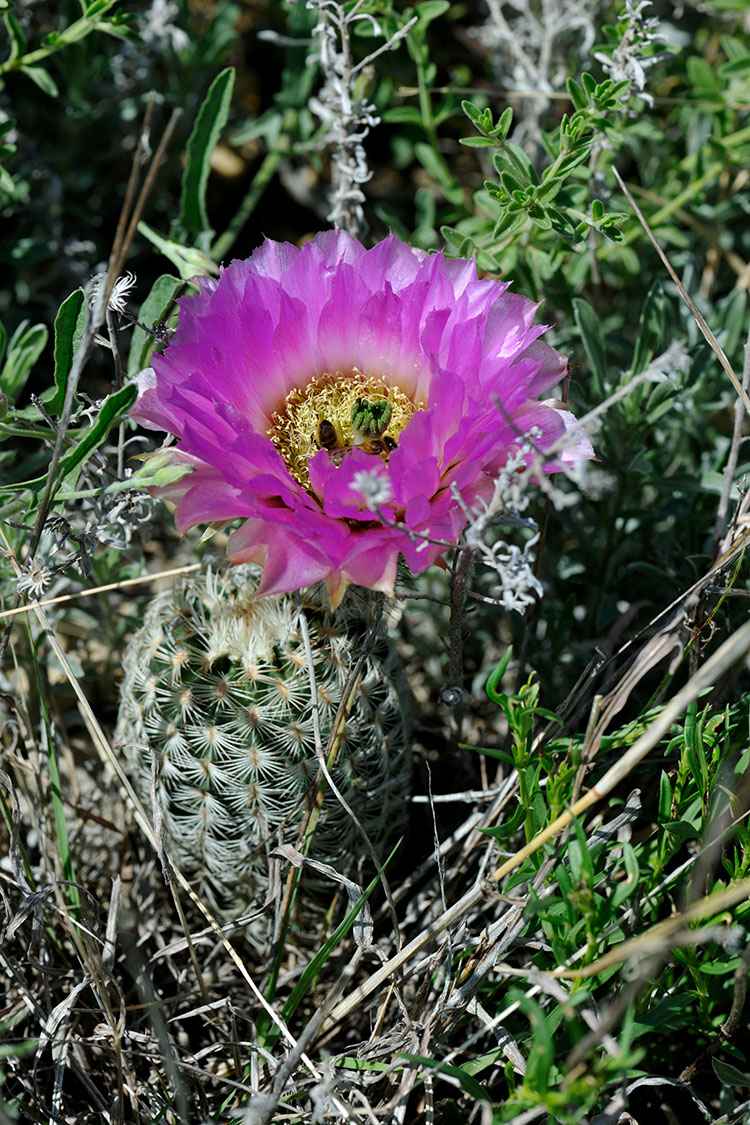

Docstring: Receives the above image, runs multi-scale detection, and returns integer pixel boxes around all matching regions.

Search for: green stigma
[351,397,392,437]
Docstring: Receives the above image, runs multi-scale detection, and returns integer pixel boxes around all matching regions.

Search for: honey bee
[317,418,397,464]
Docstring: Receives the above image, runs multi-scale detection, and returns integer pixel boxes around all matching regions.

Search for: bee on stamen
[316,397,398,465]
[317,418,340,452]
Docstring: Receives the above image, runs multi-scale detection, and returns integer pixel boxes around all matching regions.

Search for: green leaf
[720,35,749,61]
[461,99,485,129]
[485,647,513,704]
[440,226,474,258]
[0,162,14,193]
[573,298,607,393]
[19,65,59,97]
[719,56,750,76]
[414,141,463,203]
[567,816,594,886]
[492,149,525,183]
[658,770,672,823]
[535,176,564,204]
[138,221,219,280]
[396,1053,491,1103]
[685,703,708,794]
[687,55,720,92]
[581,71,597,96]
[480,802,525,840]
[630,993,693,1037]
[665,820,699,844]
[414,0,450,27]
[466,743,513,766]
[56,384,137,489]
[513,990,553,1093]
[0,321,48,405]
[499,170,524,195]
[178,67,235,239]
[712,1058,750,1087]
[611,843,640,909]
[715,288,747,356]
[274,845,399,1047]
[492,208,528,239]
[460,135,496,148]
[631,281,668,375]
[3,11,26,62]
[127,274,183,376]
[566,77,586,112]
[494,105,513,139]
[382,106,425,126]
[45,289,86,416]
[529,203,553,231]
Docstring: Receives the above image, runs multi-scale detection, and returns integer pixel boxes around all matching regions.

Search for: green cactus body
[116,566,411,922]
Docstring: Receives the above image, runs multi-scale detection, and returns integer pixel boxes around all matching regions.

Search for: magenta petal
[338,535,401,595]
[131,231,593,600]
[226,518,340,593]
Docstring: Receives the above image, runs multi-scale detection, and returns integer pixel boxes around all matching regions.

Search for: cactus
[116,565,411,923]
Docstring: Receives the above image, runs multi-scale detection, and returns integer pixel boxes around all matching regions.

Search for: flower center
[268,370,422,490]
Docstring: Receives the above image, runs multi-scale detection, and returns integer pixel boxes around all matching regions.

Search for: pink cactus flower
[132,232,592,607]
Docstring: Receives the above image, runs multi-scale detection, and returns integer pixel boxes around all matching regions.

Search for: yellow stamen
[268,369,423,490]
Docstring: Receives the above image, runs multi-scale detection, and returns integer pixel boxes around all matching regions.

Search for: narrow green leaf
[138,221,219,280]
[56,384,137,487]
[493,208,528,239]
[273,842,400,1049]
[566,77,586,112]
[396,1053,491,1103]
[535,177,564,204]
[467,743,513,765]
[715,288,747,356]
[0,321,48,405]
[492,149,524,182]
[713,1058,750,1087]
[46,289,86,416]
[631,281,668,375]
[719,34,748,61]
[581,71,597,96]
[0,163,16,193]
[687,55,720,92]
[499,170,524,194]
[685,703,708,794]
[460,135,496,148]
[382,106,425,126]
[485,647,513,703]
[658,770,672,823]
[414,0,450,27]
[573,298,607,393]
[461,99,484,128]
[611,843,640,908]
[178,67,236,239]
[529,204,553,231]
[19,66,59,97]
[3,11,26,61]
[567,816,595,885]
[513,990,553,1092]
[414,141,463,202]
[495,105,513,139]
[719,56,750,76]
[480,802,525,839]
